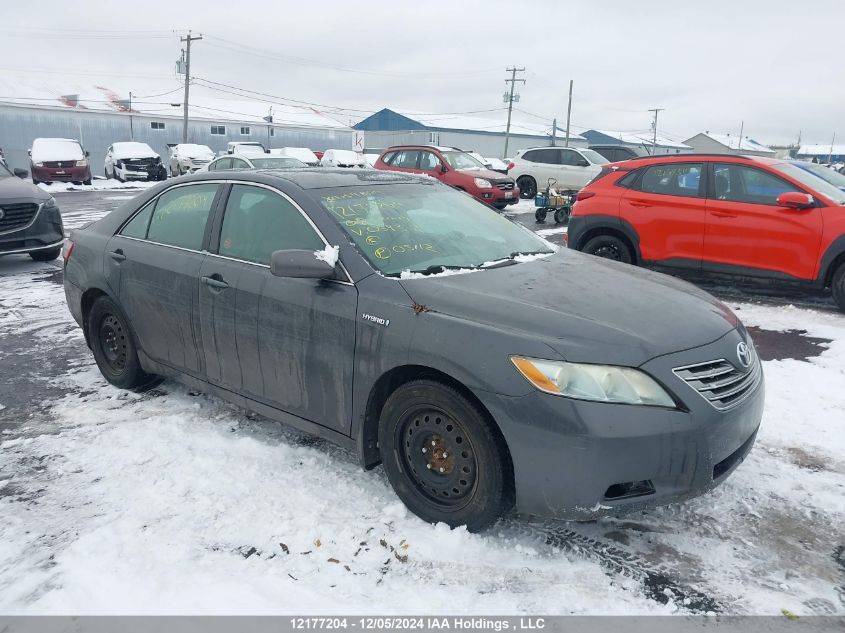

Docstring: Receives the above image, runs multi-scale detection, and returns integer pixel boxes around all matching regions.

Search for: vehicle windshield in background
[316,183,551,276]
[793,162,845,192]
[441,151,486,170]
[579,149,610,165]
[248,157,306,169]
[772,162,845,204]
[0,160,12,178]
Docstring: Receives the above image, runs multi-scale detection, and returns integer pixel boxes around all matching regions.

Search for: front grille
[494,181,515,190]
[43,160,75,168]
[0,203,39,234]
[673,353,761,411]
[122,158,157,172]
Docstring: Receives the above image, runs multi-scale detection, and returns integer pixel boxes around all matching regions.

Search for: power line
[503,67,526,157]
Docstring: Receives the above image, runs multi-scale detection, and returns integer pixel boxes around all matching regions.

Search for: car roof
[616,153,782,166]
[183,167,430,190]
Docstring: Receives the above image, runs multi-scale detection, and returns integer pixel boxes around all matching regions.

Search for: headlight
[511,356,675,407]
[75,159,88,167]
[474,177,492,189]
[34,162,44,167]
[41,196,58,209]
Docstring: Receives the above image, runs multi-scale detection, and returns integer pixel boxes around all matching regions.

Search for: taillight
[576,191,596,201]
[62,239,74,265]
[506,162,514,170]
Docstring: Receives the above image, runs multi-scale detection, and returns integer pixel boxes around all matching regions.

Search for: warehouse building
[0,77,356,174]
[796,144,845,163]
[682,132,774,157]
[354,108,587,158]
[580,129,691,154]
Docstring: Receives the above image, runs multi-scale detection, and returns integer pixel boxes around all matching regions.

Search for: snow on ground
[0,193,843,616]
[37,179,158,194]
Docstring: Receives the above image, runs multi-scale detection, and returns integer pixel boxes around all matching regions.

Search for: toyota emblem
[736,342,752,369]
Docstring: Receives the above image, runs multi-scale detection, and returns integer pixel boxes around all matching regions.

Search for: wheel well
[80,288,109,346]
[576,227,639,264]
[359,365,514,483]
[823,251,845,287]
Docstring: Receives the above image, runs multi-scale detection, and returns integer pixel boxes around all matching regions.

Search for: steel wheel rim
[593,244,622,261]
[99,314,128,372]
[397,406,477,510]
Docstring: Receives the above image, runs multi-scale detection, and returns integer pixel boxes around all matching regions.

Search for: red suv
[567,154,845,311]
[374,146,519,209]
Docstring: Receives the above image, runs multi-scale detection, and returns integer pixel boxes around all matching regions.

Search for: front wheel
[29,247,61,261]
[516,176,536,199]
[582,234,634,264]
[832,263,845,312]
[88,296,160,391]
[378,379,512,532]
[83,178,92,186]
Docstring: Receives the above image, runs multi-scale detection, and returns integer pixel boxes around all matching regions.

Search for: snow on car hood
[31,138,83,162]
[275,147,319,164]
[112,142,159,160]
[399,250,738,367]
[177,144,215,159]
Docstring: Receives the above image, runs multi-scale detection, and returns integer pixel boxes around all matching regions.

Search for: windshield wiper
[481,250,554,269]
[402,264,478,276]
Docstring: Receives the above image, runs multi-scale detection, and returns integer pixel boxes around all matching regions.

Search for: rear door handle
[629,201,653,208]
[711,211,737,218]
[108,249,126,262]
[201,275,229,290]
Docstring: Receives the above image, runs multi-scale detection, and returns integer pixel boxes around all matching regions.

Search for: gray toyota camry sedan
[63,169,764,531]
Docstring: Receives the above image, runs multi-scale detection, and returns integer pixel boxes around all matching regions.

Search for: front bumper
[32,165,90,182]
[475,185,520,206]
[476,327,764,519]
[0,201,65,255]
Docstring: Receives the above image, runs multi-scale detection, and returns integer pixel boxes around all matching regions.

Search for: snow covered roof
[0,76,351,131]
[393,110,586,141]
[697,132,774,154]
[586,129,691,149]
[112,142,158,159]
[798,144,845,156]
[31,138,84,161]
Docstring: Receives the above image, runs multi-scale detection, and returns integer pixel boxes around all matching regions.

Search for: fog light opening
[603,480,655,500]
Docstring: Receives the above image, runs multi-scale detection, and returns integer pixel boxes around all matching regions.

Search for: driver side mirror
[270,249,336,279]
[14,168,28,179]
[776,192,815,210]
[440,164,448,173]
[85,150,90,157]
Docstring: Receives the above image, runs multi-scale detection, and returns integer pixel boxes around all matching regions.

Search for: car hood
[0,176,51,203]
[398,251,738,367]
[459,167,511,181]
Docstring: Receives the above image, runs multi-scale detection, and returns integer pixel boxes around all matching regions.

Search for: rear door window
[637,163,704,198]
[713,163,795,205]
[391,151,421,169]
[218,185,324,265]
[146,183,219,250]
[522,148,559,164]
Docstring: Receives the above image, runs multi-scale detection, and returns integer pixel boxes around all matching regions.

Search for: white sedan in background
[104,142,166,182]
[202,154,306,172]
[270,147,320,166]
[169,143,216,176]
[320,149,368,168]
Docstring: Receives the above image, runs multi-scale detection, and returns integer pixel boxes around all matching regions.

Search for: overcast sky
[1,0,842,146]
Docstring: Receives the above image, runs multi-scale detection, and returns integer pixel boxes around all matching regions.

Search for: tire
[105,167,110,179]
[832,263,845,312]
[553,208,568,224]
[32,177,39,185]
[29,247,61,262]
[582,234,634,264]
[517,176,537,199]
[534,208,547,223]
[72,181,82,186]
[88,296,160,391]
[83,178,92,186]
[114,168,123,183]
[378,379,512,532]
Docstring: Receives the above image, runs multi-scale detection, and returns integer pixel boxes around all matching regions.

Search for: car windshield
[249,157,306,169]
[0,160,12,178]
[793,162,845,191]
[772,162,845,204]
[316,182,552,276]
[441,151,486,170]
[579,149,610,165]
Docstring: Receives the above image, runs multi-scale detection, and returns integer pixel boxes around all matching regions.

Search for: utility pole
[648,108,664,155]
[128,91,134,141]
[564,79,573,147]
[829,132,837,164]
[737,120,744,152]
[551,118,556,146]
[180,30,202,144]
[502,67,525,158]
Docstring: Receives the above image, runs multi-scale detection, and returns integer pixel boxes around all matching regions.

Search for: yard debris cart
[534,178,576,224]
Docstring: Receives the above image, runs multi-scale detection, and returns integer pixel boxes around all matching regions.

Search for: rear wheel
[88,296,160,391]
[517,176,536,199]
[582,234,634,264]
[29,247,61,262]
[83,178,92,186]
[378,379,512,532]
[832,263,845,312]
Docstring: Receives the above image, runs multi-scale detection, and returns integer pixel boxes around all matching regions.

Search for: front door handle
[711,211,737,218]
[629,201,653,208]
[108,249,126,262]
[201,275,229,291]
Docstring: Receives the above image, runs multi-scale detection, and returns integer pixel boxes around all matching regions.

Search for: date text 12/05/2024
[290,617,547,630]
